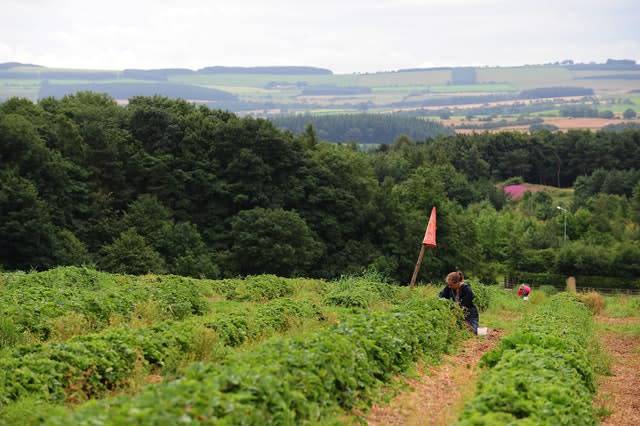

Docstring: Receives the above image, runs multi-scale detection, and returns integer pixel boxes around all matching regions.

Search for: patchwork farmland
[1,61,639,135]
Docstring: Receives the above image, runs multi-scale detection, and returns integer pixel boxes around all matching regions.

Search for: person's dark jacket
[438,283,479,323]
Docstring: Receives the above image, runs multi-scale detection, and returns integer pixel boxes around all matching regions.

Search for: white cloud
[1,0,638,73]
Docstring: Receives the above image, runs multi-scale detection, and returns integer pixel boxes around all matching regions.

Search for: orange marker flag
[410,206,437,287]
[422,207,437,247]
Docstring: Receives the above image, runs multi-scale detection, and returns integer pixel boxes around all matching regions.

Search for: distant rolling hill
[1,61,639,135]
[38,82,238,102]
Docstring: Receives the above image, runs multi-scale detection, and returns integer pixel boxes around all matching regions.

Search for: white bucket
[477,327,488,336]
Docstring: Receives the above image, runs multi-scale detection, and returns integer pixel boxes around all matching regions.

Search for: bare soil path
[360,315,639,426]
[594,316,640,426]
[364,329,503,426]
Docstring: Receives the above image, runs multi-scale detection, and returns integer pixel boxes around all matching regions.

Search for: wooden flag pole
[409,245,426,288]
[409,206,437,288]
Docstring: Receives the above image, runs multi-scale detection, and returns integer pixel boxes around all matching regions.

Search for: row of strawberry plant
[2,266,210,294]
[47,297,465,425]
[5,267,399,349]
[204,274,297,302]
[204,271,413,312]
[320,270,401,308]
[319,272,498,311]
[457,292,597,425]
[0,267,208,344]
[0,298,324,407]
[205,298,324,346]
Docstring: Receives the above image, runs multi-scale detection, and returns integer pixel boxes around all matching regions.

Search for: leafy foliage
[0,296,324,407]
[0,267,208,345]
[458,293,598,425]
[1,95,639,285]
[229,207,323,276]
[469,283,496,313]
[322,270,400,308]
[98,229,166,275]
[271,113,453,144]
[47,297,463,425]
[208,274,296,302]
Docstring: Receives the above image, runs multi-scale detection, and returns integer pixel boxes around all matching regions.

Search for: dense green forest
[271,113,453,144]
[1,93,639,287]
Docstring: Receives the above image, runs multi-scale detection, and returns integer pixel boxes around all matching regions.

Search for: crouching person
[517,284,531,300]
[439,271,479,334]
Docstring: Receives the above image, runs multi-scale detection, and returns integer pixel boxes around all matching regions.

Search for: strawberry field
[0,267,631,425]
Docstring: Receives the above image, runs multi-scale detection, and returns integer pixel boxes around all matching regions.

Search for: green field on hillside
[476,66,574,89]
[1,62,638,118]
[429,83,517,93]
[169,73,357,87]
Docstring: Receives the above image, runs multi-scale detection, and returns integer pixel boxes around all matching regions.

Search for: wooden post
[410,206,437,288]
[409,245,426,288]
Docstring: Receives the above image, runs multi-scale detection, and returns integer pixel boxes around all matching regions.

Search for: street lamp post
[556,206,567,243]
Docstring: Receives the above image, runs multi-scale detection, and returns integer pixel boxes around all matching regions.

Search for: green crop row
[466,283,496,313]
[0,298,324,408]
[457,293,598,425]
[205,274,297,302]
[2,266,215,294]
[0,268,208,345]
[0,268,308,348]
[205,298,324,347]
[46,297,465,425]
[0,322,192,407]
[321,270,401,308]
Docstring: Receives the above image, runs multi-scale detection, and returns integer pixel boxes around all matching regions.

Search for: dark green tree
[631,182,640,222]
[296,144,379,277]
[302,123,318,149]
[51,229,91,266]
[623,108,637,120]
[229,207,323,276]
[98,229,166,275]
[126,95,192,155]
[0,171,56,270]
[124,194,173,247]
[161,222,219,279]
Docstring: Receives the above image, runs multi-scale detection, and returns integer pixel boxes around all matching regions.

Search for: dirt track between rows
[362,315,640,426]
[365,329,503,425]
[594,317,640,426]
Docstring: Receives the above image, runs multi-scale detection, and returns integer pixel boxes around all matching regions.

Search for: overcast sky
[1,0,639,74]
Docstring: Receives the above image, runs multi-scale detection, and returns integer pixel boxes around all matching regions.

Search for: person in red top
[517,284,531,300]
